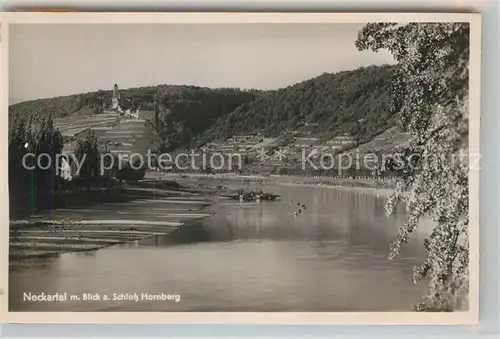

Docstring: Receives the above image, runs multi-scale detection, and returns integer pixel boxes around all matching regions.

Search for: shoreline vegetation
[9,179,216,261]
[9,172,394,261]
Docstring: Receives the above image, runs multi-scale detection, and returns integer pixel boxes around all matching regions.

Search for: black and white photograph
[1,13,480,324]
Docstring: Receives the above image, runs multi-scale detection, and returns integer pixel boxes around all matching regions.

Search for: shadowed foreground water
[9,185,431,311]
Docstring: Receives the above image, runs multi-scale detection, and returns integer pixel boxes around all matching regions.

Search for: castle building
[104,82,163,126]
[112,84,120,110]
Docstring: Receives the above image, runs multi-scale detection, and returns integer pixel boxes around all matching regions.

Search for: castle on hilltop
[105,83,139,120]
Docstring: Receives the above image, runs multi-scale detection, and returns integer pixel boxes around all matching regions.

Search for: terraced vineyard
[53,113,119,132]
[98,119,160,155]
[53,112,160,155]
[345,126,411,155]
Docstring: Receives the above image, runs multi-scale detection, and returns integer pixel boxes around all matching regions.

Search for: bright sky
[9,23,395,104]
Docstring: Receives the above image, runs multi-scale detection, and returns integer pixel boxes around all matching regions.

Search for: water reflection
[9,185,429,312]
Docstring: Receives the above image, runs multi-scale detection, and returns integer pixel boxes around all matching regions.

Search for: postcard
[0,12,480,325]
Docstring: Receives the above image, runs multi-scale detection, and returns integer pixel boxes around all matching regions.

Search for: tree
[356,23,470,311]
[74,132,100,188]
[94,90,106,113]
[116,157,146,182]
[8,113,64,216]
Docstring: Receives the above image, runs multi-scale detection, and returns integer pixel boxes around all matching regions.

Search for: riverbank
[9,180,218,261]
[9,173,398,261]
[275,181,394,196]
[145,171,397,194]
[266,175,396,196]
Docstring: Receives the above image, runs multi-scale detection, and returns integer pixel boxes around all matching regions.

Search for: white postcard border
[0,12,481,325]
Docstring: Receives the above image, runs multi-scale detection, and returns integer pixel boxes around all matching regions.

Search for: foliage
[279,132,296,147]
[8,114,115,216]
[93,90,106,113]
[9,93,98,120]
[152,86,257,152]
[356,22,470,311]
[200,65,398,144]
[8,114,64,216]
[74,133,101,185]
[10,85,257,152]
[9,71,398,153]
[116,157,147,182]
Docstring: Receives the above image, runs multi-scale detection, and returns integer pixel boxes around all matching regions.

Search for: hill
[9,64,400,153]
[9,93,97,121]
[8,86,258,146]
[199,64,398,145]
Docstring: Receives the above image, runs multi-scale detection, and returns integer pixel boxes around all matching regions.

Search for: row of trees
[8,114,146,217]
[9,114,64,216]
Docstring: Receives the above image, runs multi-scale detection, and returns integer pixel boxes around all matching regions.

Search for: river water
[9,184,431,312]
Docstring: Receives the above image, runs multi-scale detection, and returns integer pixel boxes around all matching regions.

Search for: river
[9,184,431,312]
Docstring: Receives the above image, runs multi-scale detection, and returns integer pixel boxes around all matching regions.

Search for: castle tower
[112,84,120,109]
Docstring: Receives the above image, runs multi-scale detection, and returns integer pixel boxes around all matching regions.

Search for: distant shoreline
[145,171,397,195]
[273,181,394,196]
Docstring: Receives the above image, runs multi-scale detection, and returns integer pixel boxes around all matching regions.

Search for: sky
[9,23,395,104]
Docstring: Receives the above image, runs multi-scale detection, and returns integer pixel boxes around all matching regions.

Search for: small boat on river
[221,190,280,202]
